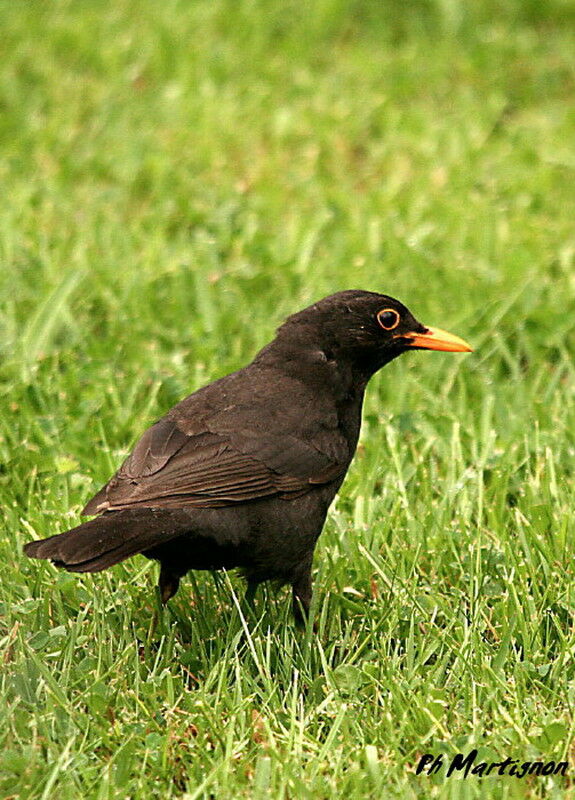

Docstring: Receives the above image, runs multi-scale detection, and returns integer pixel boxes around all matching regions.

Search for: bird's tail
[24,508,194,573]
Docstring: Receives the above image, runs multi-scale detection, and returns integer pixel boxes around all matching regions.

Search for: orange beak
[399,326,472,353]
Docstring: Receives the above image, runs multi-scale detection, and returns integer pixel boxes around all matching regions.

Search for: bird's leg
[291,568,312,627]
[244,580,258,608]
[159,564,181,605]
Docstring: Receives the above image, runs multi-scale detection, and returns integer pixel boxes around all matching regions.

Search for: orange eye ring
[377,308,400,331]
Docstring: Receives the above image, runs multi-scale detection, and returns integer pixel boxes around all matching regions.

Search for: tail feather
[24,509,195,573]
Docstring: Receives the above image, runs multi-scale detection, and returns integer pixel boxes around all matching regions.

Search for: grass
[1,0,575,797]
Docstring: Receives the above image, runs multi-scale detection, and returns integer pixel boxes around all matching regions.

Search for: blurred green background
[1,1,575,798]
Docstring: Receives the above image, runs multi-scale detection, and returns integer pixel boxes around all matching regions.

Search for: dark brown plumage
[24,290,471,622]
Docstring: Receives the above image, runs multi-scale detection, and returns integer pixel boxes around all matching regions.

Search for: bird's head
[275,290,472,378]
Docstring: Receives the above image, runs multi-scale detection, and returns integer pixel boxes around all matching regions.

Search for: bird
[24,290,472,623]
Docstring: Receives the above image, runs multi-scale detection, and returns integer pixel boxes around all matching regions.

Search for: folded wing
[83,381,349,515]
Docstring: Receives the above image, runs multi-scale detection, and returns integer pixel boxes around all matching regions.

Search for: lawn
[1,0,575,797]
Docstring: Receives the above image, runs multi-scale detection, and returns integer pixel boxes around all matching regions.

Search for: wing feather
[82,367,351,514]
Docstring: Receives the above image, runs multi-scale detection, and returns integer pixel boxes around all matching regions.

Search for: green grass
[2,0,575,797]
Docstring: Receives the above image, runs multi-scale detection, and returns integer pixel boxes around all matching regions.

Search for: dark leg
[291,567,312,627]
[159,564,181,605]
[244,580,258,608]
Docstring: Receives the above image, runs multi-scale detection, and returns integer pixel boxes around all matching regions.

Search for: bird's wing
[82,376,349,514]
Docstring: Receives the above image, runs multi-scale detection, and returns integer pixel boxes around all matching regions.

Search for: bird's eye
[377,308,400,331]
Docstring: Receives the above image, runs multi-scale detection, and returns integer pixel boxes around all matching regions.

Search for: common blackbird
[24,290,471,622]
